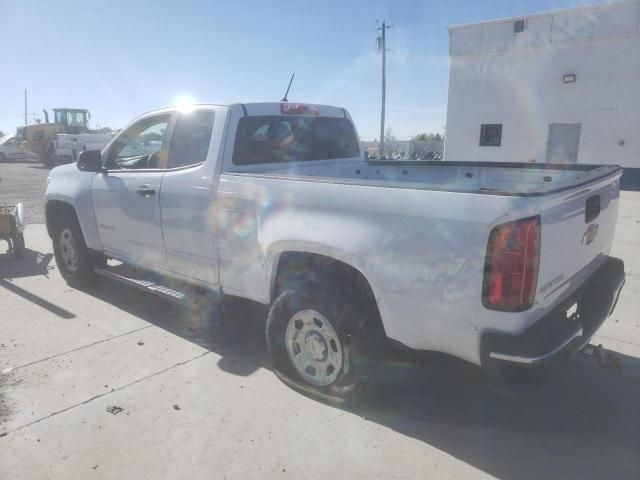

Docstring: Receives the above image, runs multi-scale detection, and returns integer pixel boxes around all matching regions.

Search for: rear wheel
[51,213,97,288]
[0,153,6,162]
[266,281,384,404]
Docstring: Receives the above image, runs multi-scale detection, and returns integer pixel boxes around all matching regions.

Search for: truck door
[91,113,172,268]
[546,123,581,163]
[159,109,219,285]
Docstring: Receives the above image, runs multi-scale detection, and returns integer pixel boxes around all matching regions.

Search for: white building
[444,0,640,182]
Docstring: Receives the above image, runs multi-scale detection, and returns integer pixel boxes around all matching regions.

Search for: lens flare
[175,95,196,114]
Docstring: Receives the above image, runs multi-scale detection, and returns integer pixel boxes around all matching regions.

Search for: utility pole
[24,89,28,126]
[376,21,391,158]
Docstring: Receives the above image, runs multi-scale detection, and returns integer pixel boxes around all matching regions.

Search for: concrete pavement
[1,193,640,479]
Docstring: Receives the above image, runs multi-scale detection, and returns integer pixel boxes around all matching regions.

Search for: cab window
[168,110,215,168]
[232,116,359,165]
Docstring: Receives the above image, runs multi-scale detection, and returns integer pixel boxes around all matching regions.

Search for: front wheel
[51,213,96,288]
[266,282,384,404]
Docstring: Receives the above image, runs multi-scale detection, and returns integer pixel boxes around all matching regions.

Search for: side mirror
[77,150,104,172]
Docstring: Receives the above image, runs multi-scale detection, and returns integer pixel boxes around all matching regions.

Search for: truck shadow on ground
[85,277,270,377]
[358,354,640,480]
[81,276,640,480]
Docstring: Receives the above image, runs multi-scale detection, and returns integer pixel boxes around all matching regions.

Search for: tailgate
[535,171,622,310]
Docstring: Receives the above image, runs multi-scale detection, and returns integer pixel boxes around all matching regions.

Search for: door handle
[136,185,156,197]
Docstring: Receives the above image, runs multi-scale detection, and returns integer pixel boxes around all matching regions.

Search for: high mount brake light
[483,216,541,311]
[280,103,319,116]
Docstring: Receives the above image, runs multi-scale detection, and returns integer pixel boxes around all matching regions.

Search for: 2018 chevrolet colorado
[45,102,625,400]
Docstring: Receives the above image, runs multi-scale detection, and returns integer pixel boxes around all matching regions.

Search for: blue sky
[0,0,610,139]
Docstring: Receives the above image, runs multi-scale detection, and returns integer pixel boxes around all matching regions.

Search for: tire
[0,153,6,162]
[13,233,25,258]
[51,213,96,288]
[266,281,384,404]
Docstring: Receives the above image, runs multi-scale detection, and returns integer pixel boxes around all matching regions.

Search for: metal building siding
[449,0,640,56]
[445,1,640,169]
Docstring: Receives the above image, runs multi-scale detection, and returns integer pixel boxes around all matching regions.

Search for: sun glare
[175,95,196,114]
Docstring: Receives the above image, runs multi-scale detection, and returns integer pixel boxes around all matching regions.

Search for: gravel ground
[0,160,49,224]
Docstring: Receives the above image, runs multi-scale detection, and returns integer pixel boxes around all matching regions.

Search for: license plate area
[565,302,579,321]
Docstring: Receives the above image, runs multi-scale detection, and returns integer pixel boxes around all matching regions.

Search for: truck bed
[221,155,622,362]
[228,159,621,197]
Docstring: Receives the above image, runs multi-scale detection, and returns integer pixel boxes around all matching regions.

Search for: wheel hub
[59,228,79,273]
[304,332,328,362]
[285,309,343,387]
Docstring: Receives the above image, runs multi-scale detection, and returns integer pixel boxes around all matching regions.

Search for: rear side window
[168,110,215,168]
[232,116,359,165]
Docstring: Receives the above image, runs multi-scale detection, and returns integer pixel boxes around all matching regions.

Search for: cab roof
[141,102,348,119]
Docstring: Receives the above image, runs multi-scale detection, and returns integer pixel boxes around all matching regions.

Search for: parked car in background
[0,135,39,162]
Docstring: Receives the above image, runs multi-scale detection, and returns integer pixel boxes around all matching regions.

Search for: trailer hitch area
[581,344,622,372]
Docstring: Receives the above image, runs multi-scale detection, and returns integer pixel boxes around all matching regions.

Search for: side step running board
[94,265,190,306]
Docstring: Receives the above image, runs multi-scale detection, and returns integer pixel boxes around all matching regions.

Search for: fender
[265,240,382,302]
[45,163,102,251]
[259,210,386,312]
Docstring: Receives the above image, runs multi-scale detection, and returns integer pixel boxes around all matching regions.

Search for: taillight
[280,103,319,115]
[483,216,540,311]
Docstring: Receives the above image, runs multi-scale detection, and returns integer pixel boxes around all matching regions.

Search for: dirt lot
[0,159,49,225]
[1,162,639,479]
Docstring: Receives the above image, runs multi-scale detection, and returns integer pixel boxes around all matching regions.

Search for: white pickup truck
[45,102,625,400]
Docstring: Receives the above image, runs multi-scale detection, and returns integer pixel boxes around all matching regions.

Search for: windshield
[1,2,638,480]
[53,110,87,127]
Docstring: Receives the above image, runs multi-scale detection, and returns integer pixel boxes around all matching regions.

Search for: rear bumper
[480,256,625,392]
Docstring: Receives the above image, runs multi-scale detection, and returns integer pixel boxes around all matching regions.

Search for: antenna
[281,73,295,102]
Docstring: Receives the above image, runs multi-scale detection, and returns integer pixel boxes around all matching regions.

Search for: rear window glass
[232,116,359,165]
